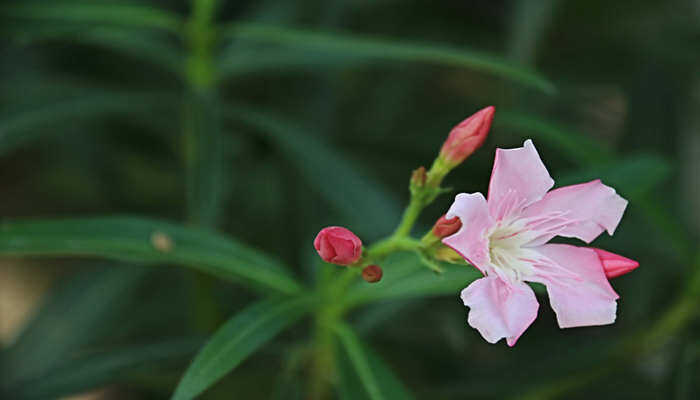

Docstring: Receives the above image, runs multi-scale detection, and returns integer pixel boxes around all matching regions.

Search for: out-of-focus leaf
[16,27,183,74]
[557,154,672,199]
[334,322,414,400]
[221,23,556,94]
[225,105,401,238]
[171,296,315,400]
[343,253,480,307]
[0,92,176,156]
[496,111,613,165]
[9,338,202,400]
[183,91,227,228]
[1,1,183,34]
[0,217,303,294]
[1,265,149,388]
[219,47,362,78]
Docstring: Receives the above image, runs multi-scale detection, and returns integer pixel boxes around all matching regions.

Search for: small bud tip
[593,248,639,279]
[362,265,383,283]
[439,106,495,166]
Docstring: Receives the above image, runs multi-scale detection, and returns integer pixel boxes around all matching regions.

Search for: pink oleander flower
[439,106,495,166]
[442,139,633,346]
[314,226,363,266]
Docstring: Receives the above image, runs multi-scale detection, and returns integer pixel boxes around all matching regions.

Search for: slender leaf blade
[225,105,401,237]
[1,1,183,34]
[171,296,314,400]
[222,23,556,93]
[0,217,303,294]
[334,323,414,400]
[0,92,176,156]
[344,253,480,307]
[1,265,149,388]
[496,111,613,166]
[10,338,202,400]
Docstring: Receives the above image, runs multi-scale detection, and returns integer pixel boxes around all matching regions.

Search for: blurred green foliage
[0,0,699,399]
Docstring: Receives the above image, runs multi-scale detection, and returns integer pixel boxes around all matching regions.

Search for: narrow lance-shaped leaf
[343,253,481,307]
[220,23,556,94]
[495,111,613,166]
[171,296,315,400]
[15,27,184,75]
[0,92,177,156]
[1,265,149,388]
[0,1,183,34]
[334,322,414,400]
[8,338,202,400]
[225,105,402,238]
[0,217,303,295]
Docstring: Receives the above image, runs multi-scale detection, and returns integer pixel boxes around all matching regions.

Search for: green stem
[392,195,425,237]
[182,0,223,332]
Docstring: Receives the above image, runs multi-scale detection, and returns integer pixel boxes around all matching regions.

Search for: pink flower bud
[362,265,383,283]
[439,106,495,166]
[593,248,639,279]
[313,226,362,266]
[432,214,462,238]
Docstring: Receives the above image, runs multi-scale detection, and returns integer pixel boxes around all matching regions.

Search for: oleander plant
[0,1,699,399]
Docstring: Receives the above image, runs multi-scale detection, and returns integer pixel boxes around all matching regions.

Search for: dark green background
[1,0,698,399]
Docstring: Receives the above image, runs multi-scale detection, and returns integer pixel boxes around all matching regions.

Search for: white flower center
[486,218,539,282]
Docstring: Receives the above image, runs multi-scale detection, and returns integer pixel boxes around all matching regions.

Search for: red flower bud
[593,248,639,279]
[362,265,383,283]
[313,226,363,266]
[432,214,462,238]
[439,106,495,166]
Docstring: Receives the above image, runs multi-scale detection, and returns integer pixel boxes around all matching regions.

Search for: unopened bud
[362,265,383,283]
[432,214,462,238]
[434,246,463,263]
[313,226,363,266]
[439,106,495,166]
[593,248,639,279]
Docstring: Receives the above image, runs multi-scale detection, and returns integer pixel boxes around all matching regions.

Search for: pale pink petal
[442,193,493,271]
[461,276,539,346]
[529,244,619,328]
[521,179,628,245]
[487,139,554,220]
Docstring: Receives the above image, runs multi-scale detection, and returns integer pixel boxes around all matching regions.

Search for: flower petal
[461,276,539,346]
[530,244,619,329]
[521,179,628,245]
[442,193,493,271]
[488,139,554,220]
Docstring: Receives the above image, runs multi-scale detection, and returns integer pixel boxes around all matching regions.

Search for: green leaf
[1,1,183,34]
[557,154,672,199]
[9,338,202,400]
[221,23,556,94]
[0,92,176,156]
[0,217,303,295]
[20,28,183,74]
[496,111,613,165]
[218,46,365,78]
[225,105,402,237]
[344,253,481,307]
[1,265,149,388]
[334,323,414,400]
[171,296,315,400]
